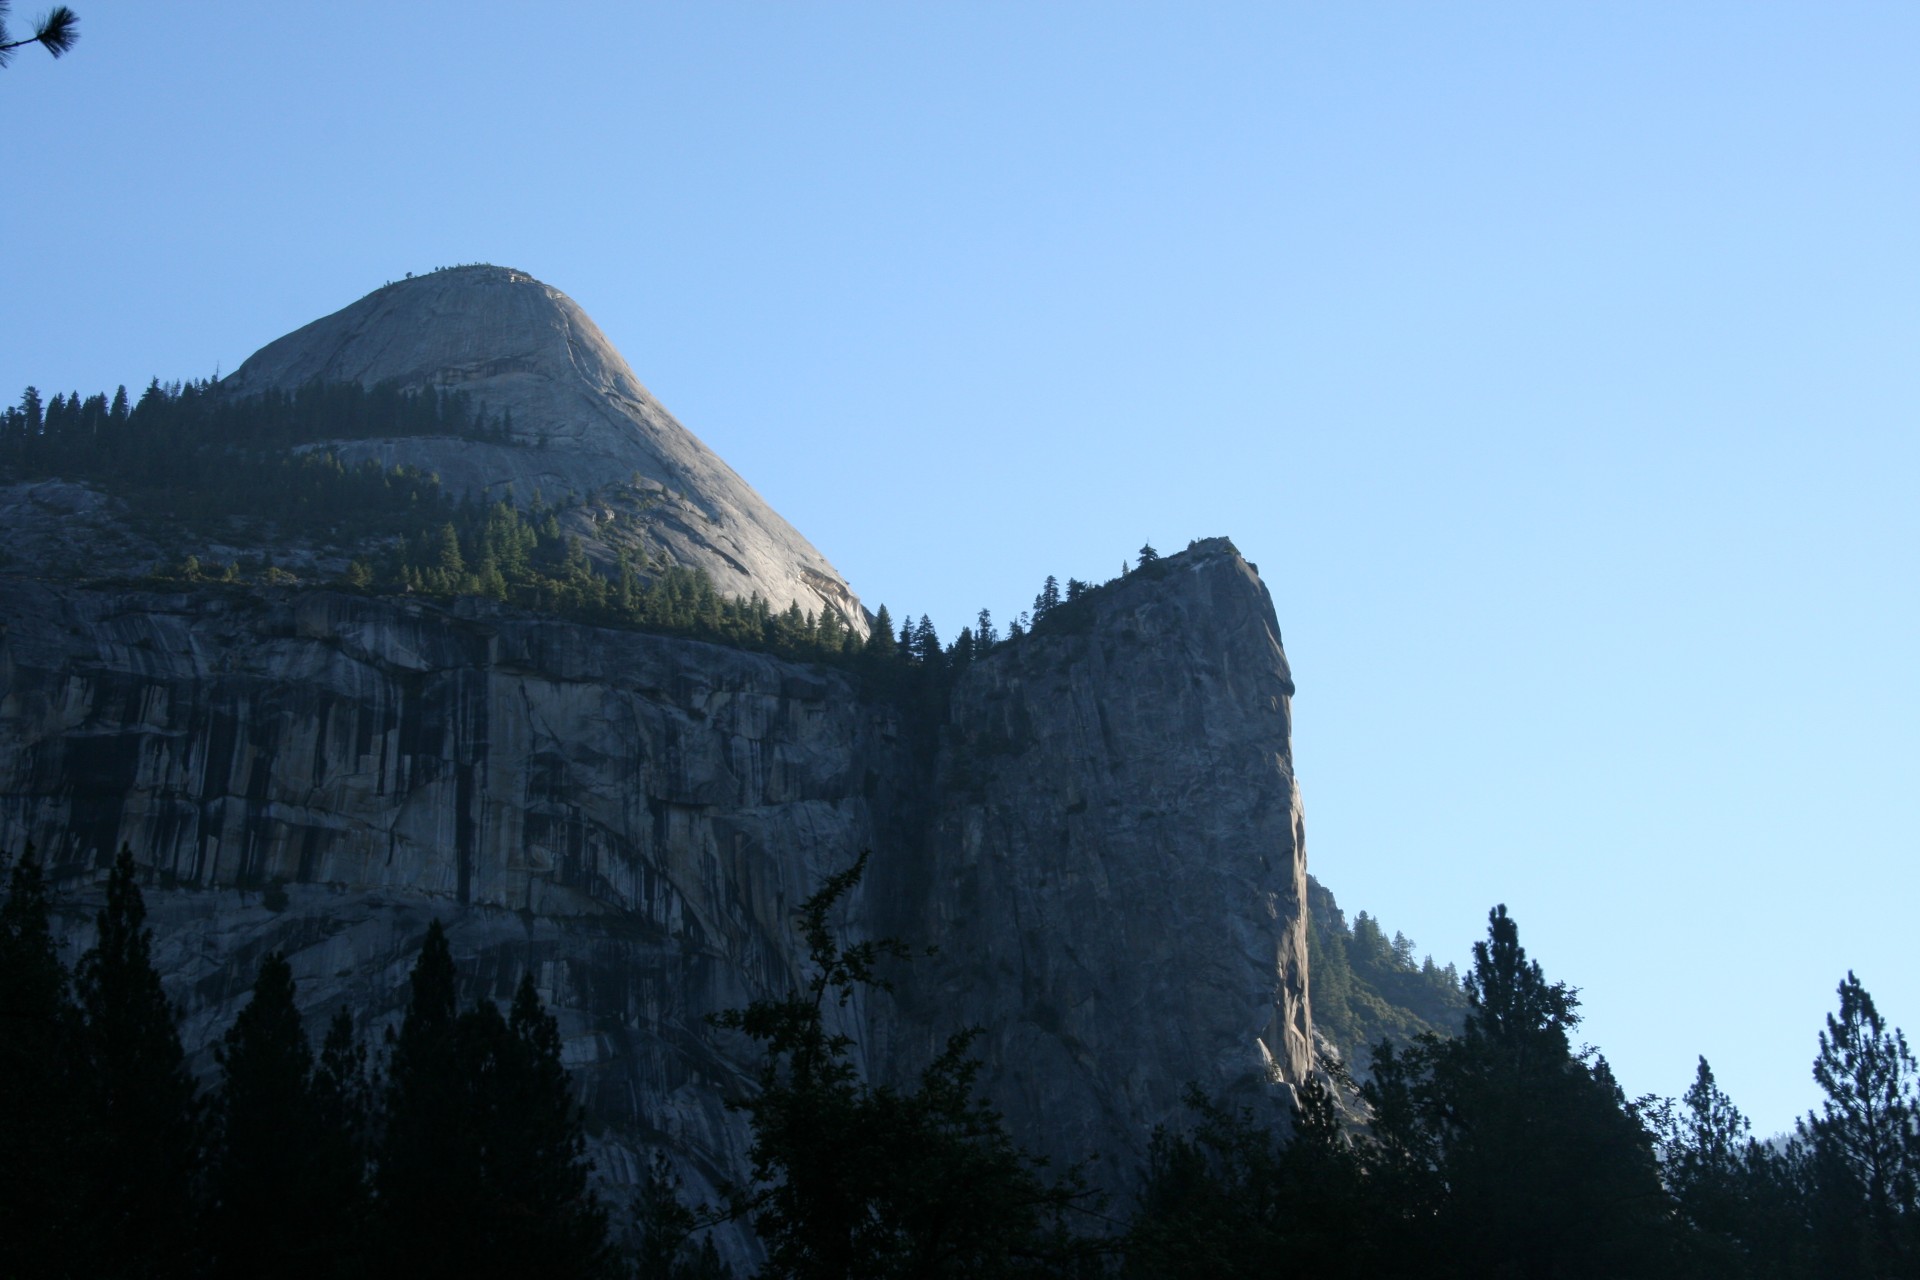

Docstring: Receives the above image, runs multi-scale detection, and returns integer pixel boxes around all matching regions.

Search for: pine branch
[0,5,79,67]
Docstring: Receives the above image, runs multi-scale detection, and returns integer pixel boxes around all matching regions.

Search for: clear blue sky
[4,2,1916,1137]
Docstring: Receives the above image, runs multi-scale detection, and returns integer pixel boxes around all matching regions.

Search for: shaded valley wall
[0,538,1309,1232]
[0,581,905,1221]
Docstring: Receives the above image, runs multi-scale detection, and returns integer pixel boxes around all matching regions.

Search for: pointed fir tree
[865,604,897,660]
[208,952,367,1278]
[1357,904,1672,1278]
[1032,574,1061,622]
[374,919,469,1272]
[911,614,940,667]
[377,925,613,1276]
[310,1006,374,1265]
[75,846,203,1278]
[1799,972,1920,1275]
[0,845,87,1277]
[482,972,613,1274]
[1662,1055,1813,1279]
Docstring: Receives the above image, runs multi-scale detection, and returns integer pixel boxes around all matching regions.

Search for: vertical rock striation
[0,577,906,1234]
[0,531,1307,1239]
[883,537,1312,1184]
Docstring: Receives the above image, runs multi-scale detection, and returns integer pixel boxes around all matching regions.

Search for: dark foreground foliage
[6,837,1918,1278]
[707,852,1108,1279]
[0,845,614,1279]
[1129,904,1920,1280]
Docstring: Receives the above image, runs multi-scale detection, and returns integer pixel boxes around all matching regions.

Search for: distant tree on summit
[865,604,897,661]
[1032,575,1061,622]
[0,3,78,67]
[975,607,998,650]
[911,614,940,666]
[1137,544,1159,568]
[948,625,976,670]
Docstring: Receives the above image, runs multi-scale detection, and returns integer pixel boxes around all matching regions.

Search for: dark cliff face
[0,537,1309,1234]
[885,538,1311,1178]
[0,578,906,1221]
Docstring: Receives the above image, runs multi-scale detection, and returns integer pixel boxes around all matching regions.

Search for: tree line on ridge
[2,380,1159,684]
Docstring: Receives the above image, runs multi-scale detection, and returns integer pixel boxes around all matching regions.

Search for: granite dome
[224,265,864,633]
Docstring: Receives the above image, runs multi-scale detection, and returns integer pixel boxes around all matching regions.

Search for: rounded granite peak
[226,265,663,454]
[224,268,865,634]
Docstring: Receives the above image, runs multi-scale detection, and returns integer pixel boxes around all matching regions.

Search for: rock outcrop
[222,265,864,633]
[886,540,1312,1166]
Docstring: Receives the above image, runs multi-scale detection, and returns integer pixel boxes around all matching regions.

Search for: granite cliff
[0,275,1311,1256]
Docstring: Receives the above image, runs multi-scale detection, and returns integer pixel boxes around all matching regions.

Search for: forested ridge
[0,380,1149,685]
[5,841,1917,1278]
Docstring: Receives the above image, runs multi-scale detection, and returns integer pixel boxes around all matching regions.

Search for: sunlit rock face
[223,265,865,635]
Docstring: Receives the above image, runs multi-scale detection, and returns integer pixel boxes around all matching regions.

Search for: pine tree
[0,845,87,1277]
[435,520,465,577]
[1032,575,1061,622]
[865,604,897,661]
[1357,904,1672,1278]
[311,1006,373,1264]
[377,925,613,1276]
[911,614,941,667]
[209,953,366,1278]
[1799,972,1919,1275]
[949,626,976,670]
[375,919,469,1271]
[0,4,79,69]
[635,1152,734,1279]
[75,846,203,1278]
[976,608,998,650]
[817,606,845,654]
[1663,1056,1813,1279]
[483,972,612,1274]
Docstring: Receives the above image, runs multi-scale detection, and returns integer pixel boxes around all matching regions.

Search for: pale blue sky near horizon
[4,2,1916,1137]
